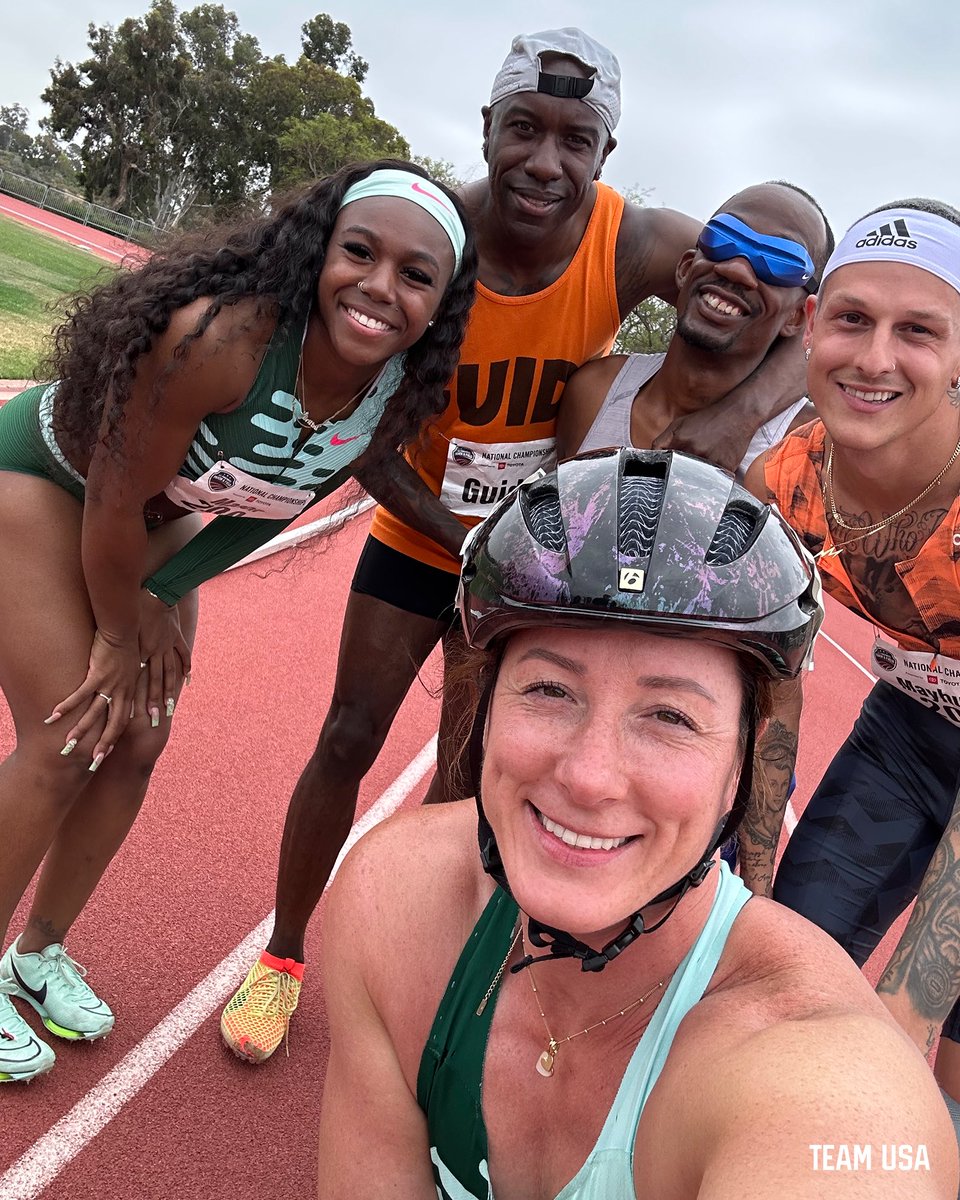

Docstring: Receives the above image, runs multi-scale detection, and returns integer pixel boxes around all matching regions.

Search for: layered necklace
[474,921,665,1079]
[819,431,960,560]
[293,313,381,433]
[524,932,665,1078]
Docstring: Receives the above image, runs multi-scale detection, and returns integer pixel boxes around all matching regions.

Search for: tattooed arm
[877,783,960,1054]
[738,675,803,897]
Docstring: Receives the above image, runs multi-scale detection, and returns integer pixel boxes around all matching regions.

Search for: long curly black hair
[47,158,478,462]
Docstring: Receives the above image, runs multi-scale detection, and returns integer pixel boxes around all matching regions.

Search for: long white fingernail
[88,753,105,773]
[150,707,160,728]
[165,698,175,718]
[60,739,77,756]
[44,712,62,725]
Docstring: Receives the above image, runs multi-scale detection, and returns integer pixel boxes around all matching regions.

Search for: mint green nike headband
[339,169,466,276]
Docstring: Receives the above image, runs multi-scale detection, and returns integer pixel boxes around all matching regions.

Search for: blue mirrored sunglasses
[697,213,818,293]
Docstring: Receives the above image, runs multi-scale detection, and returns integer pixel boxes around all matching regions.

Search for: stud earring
[427,320,435,327]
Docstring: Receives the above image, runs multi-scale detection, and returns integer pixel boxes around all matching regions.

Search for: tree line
[0,2,673,351]
[3,5,420,230]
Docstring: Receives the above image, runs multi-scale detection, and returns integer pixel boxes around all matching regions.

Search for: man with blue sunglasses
[557,180,834,477]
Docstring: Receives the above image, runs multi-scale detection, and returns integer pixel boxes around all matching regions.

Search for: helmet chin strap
[471,661,756,974]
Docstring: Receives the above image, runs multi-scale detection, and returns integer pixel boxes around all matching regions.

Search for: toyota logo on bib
[873,646,897,672]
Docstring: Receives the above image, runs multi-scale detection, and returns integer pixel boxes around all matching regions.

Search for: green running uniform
[0,316,403,604]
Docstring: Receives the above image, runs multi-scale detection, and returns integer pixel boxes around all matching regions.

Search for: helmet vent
[705,505,757,565]
[618,475,664,560]
[523,485,566,552]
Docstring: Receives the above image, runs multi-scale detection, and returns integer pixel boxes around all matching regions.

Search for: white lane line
[0,735,438,1200]
[225,497,375,571]
[819,630,876,684]
[0,202,137,262]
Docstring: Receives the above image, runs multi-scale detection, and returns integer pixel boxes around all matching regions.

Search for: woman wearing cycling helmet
[317,448,955,1199]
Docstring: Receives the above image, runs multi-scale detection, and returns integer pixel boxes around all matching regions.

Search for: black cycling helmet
[460,446,821,677]
[459,447,822,973]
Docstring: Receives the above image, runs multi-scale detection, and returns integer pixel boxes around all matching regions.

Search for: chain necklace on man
[819,431,960,560]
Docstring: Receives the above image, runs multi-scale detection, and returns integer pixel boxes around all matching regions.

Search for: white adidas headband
[821,207,960,298]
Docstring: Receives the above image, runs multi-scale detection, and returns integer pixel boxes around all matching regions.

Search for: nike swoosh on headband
[411,180,454,213]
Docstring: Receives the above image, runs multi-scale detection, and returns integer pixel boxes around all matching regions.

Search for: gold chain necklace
[819,432,960,560]
[294,317,379,433]
[475,922,522,1017]
[523,931,665,1078]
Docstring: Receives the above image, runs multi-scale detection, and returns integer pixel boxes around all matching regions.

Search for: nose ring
[358,280,366,293]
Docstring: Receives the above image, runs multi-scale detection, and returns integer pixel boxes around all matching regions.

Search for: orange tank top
[764,420,960,656]
[370,182,625,572]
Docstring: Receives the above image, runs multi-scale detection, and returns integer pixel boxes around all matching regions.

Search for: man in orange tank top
[743,198,960,1150]
[222,28,812,1064]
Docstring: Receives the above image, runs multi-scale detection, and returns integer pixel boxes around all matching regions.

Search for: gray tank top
[578,354,809,480]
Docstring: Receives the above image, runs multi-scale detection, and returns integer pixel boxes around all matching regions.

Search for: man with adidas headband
[224,26,816,1065]
[743,199,960,1154]
[317,449,956,1199]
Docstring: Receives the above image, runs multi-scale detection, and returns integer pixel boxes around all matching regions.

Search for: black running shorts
[774,679,960,1041]
[351,534,459,624]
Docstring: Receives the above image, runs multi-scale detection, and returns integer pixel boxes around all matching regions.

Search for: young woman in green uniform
[0,158,476,1082]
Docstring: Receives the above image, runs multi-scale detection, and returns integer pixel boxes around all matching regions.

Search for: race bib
[164,462,313,519]
[440,437,556,518]
[871,638,960,726]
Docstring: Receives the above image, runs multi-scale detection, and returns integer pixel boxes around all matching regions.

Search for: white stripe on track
[0,203,136,262]
[0,734,438,1200]
[819,630,876,684]
[225,497,375,572]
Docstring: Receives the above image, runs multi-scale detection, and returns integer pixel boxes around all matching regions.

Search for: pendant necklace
[522,930,665,1078]
[294,313,379,433]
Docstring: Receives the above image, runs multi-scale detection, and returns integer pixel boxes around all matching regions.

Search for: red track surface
[0,194,149,265]
[0,523,884,1199]
[0,202,901,1197]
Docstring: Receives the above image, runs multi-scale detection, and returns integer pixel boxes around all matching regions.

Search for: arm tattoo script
[878,785,960,1054]
[739,717,799,897]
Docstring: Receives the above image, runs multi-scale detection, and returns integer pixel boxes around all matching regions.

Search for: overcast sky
[4,0,958,234]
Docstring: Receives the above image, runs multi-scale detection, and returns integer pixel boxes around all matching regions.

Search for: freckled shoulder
[636,898,956,1197]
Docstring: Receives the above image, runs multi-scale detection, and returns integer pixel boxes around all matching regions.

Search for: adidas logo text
[856,218,917,251]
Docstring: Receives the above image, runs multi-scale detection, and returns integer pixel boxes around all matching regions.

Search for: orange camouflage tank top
[370,182,625,573]
[764,420,960,656]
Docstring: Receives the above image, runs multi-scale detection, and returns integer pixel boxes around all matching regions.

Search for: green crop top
[15,314,404,604]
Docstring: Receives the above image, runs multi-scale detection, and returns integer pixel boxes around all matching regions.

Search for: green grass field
[0,214,115,379]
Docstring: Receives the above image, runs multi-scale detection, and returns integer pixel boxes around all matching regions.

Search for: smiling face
[481,57,614,245]
[675,184,826,357]
[481,625,745,941]
[315,194,456,369]
[807,261,960,453]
